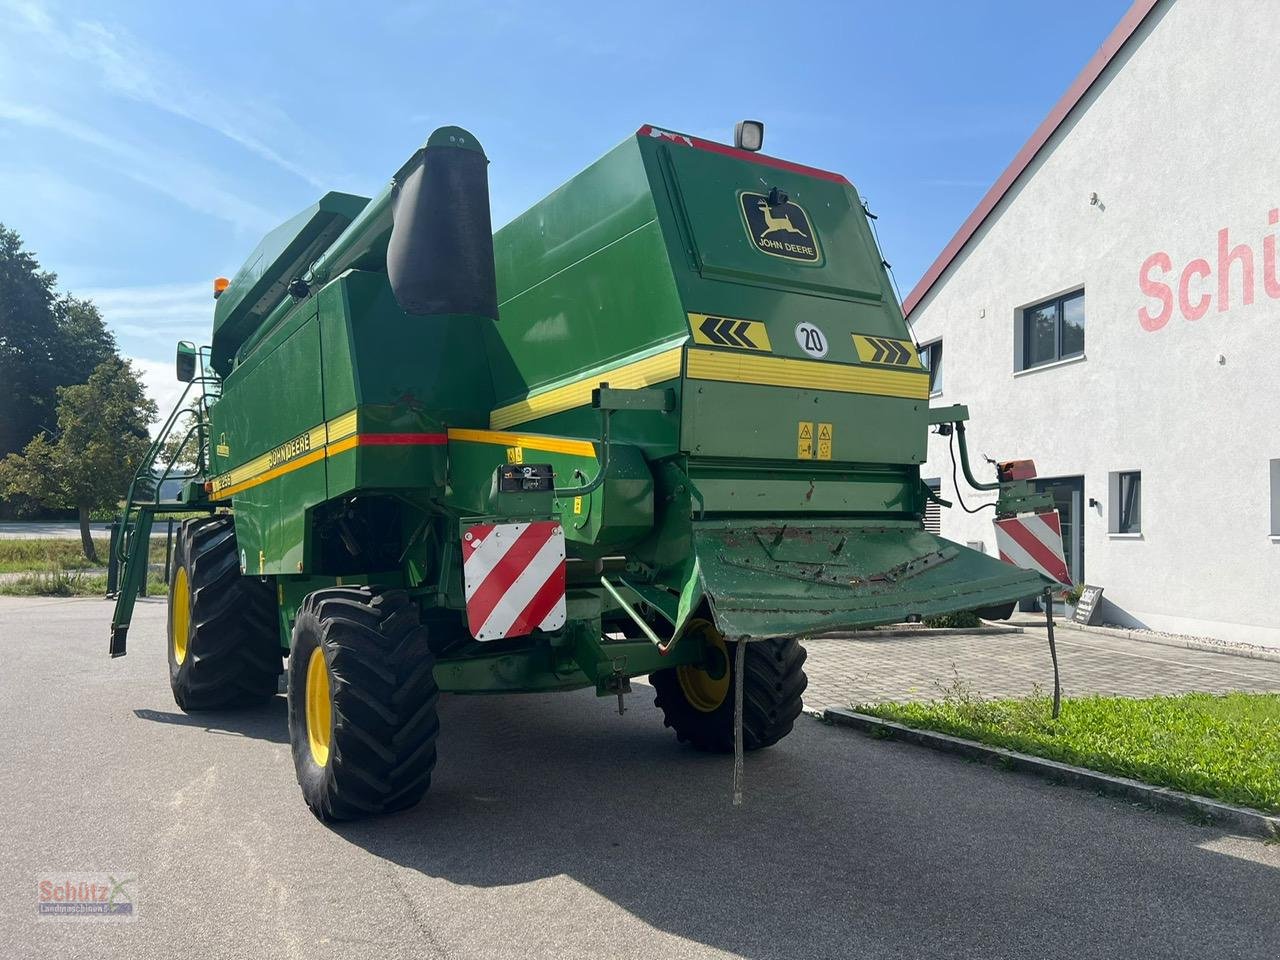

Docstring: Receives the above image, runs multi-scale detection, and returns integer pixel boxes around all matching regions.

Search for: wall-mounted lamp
[1088,497,1099,508]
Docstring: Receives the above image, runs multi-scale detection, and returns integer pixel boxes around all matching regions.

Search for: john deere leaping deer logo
[757,199,808,240]
[739,189,821,263]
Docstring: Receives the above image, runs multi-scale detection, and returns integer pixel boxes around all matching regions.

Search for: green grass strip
[0,537,168,573]
[857,692,1280,814]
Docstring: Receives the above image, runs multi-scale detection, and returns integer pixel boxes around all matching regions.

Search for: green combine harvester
[111,122,1053,821]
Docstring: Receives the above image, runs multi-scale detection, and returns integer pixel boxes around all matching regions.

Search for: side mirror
[176,341,197,382]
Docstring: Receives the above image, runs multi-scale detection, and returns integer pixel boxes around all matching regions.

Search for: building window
[1021,289,1084,369]
[919,340,942,394]
[1110,470,1142,534]
[923,478,942,535]
[1271,460,1280,536]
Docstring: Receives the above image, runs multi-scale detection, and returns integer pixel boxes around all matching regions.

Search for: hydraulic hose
[949,426,996,514]
[554,410,612,499]
[954,422,1000,490]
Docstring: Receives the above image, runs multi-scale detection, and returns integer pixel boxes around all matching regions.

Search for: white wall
[911,0,1280,647]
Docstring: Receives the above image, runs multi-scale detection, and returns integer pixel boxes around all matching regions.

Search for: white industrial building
[906,0,1280,648]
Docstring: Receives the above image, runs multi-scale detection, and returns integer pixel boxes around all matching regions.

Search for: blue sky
[0,0,1130,416]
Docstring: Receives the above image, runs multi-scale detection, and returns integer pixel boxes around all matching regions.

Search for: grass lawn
[0,537,168,573]
[857,692,1280,814]
[0,567,168,597]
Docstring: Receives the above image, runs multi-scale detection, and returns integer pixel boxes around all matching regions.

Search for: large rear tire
[650,620,807,752]
[286,587,440,822]
[167,516,280,711]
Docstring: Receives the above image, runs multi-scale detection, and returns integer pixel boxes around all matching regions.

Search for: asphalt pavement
[1,596,1277,960]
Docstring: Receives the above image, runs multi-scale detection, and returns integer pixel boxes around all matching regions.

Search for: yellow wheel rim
[676,620,731,713]
[171,566,191,665]
[305,646,332,767]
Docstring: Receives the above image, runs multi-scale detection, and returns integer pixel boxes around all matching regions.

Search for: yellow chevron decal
[688,312,771,352]
[685,349,929,400]
[852,334,922,368]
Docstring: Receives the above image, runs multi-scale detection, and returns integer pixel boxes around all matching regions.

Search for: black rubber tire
[167,516,280,711]
[286,587,440,822]
[651,635,808,752]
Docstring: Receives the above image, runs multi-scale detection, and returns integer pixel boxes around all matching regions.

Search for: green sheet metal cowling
[688,519,1049,640]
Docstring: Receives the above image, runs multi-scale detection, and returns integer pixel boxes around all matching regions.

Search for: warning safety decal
[796,421,833,461]
[688,312,772,352]
[852,335,922,369]
[461,521,567,641]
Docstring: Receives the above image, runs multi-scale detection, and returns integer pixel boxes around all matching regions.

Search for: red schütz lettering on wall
[1138,208,1280,331]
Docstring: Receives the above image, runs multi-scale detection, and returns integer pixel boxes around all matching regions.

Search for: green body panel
[211,302,322,474]
[682,382,926,465]
[111,123,1053,689]
[331,271,495,431]
[212,192,368,376]
[690,519,1048,640]
[487,139,686,454]
[657,141,885,298]
[489,142,680,388]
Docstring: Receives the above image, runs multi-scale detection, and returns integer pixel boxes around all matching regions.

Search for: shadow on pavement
[323,688,1280,960]
[133,696,289,744]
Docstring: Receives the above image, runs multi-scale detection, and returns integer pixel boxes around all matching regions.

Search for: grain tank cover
[211,191,369,374]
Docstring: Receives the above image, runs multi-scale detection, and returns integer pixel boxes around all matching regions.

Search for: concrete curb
[1018,619,1280,664]
[823,707,1280,840]
[821,624,1024,640]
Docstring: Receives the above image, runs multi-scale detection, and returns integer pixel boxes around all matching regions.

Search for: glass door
[1034,476,1084,583]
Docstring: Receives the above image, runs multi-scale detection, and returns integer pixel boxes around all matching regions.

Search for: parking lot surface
[804,626,1280,708]
[2,596,1277,960]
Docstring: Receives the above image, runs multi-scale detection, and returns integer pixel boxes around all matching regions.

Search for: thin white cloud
[2,0,337,189]
[81,280,212,327]
[0,100,280,233]
[128,355,194,431]
[81,281,212,351]
[0,164,114,239]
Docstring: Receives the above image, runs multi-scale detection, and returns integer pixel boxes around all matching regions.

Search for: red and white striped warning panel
[993,510,1071,585]
[461,521,567,641]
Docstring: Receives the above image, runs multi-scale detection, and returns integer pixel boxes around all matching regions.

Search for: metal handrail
[114,346,221,564]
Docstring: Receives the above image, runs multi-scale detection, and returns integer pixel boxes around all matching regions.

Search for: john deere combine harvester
[111,123,1052,821]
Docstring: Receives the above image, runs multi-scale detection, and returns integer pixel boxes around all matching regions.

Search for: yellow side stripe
[327,410,357,441]
[213,448,326,499]
[447,428,597,458]
[686,349,929,400]
[211,408,361,498]
[325,435,360,457]
[489,345,684,430]
[211,422,330,496]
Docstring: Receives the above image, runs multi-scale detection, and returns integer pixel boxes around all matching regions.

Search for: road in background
[0,522,119,539]
[1,597,1277,960]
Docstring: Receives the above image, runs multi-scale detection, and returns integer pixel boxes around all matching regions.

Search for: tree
[0,225,116,460]
[0,357,157,563]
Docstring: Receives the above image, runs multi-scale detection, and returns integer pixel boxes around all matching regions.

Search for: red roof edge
[902,0,1163,318]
